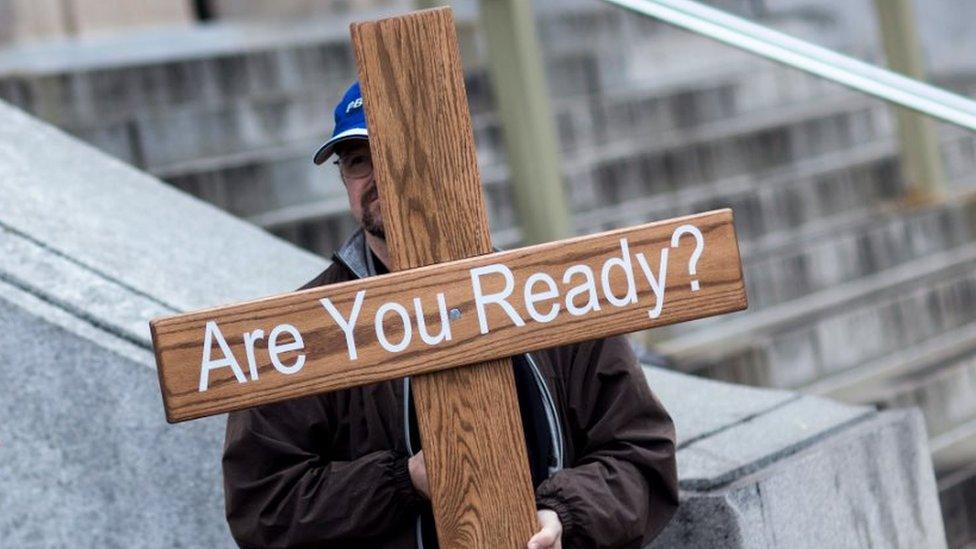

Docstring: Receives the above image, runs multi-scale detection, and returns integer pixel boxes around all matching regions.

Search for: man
[222,82,679,548]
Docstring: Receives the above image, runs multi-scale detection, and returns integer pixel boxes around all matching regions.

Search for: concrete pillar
[477,0,571,244]
[873,0,946,199]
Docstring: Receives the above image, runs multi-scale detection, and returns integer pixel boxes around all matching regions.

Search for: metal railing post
[873,0,946,199]
[477,0,571,244]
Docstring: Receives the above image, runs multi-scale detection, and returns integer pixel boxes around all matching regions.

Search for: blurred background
[1,0,974,546]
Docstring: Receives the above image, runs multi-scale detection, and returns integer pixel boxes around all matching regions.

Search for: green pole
[477,0,571,243]
[872,0,946,199]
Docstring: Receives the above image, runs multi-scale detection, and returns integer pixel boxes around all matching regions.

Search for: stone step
[655,225,976,389]
[931,419,976,476]
[158,135,523,234]
[810,318,976,404]
[0,12,795,168]
[931,422,976,547]
[563,93,883,206]
[937,462,976,549]
[0,15,893,263]
[174,140,913,266]
[565,86,882,172]
[0,45,489,150]
[145,53,976,260]
[941,124,976,185]
[571,135,903,241]
[679,122,971,309]
[167,112,896,243]
[0,5,932,293]
[550,68,745,157]
[157,85,898,258]
[76,55,865,184]
[216,139,901,259]
[740,179,976,310]
[0,29,359,128]
[156,77,872,181]
[573,130,976,302]
[0,12,872,173]
[861,345,976,440]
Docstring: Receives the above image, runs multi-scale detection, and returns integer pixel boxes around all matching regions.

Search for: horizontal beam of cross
[152,208,745,423]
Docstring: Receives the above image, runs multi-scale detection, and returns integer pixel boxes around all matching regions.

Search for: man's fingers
[527,531,557,549]
[527,510,562,549]
[408,451,429,498]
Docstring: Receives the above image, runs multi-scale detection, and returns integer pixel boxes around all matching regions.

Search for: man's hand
[408,451,429,499]
[411,452,562,548]
[527,509,562,549]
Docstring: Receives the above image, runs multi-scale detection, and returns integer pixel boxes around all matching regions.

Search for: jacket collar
[332,228,374,279]
[334,229,506,280]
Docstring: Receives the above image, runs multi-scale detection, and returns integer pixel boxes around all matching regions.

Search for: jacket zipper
[340,237,564,546]
[403,377,425,549]
[526,353,565,473]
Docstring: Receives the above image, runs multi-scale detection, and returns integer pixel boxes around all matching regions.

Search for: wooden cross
[150,8,747,548]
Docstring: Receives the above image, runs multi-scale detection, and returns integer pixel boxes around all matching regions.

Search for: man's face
[336,141,384,239]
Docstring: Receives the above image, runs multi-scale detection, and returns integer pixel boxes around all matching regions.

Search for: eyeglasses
[334,150,373,180]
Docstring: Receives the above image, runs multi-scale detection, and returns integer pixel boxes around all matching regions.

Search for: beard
[360,183,385,239]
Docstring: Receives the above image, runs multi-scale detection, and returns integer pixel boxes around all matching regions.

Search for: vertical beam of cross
[351,8,539,548]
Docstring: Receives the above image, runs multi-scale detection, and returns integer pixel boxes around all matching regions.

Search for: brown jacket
[223,231,679,548]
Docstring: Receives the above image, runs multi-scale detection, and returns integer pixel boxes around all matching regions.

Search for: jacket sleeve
[535,336,679,549]
[222,396,423,547]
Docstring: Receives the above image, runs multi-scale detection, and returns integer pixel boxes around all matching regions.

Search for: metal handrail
[601,0,976,132]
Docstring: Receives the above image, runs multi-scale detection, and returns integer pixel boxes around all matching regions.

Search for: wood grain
[351,7,536,547]
[151,209,746,421]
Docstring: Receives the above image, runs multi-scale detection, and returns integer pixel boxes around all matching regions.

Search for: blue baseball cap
[313,82,368,165]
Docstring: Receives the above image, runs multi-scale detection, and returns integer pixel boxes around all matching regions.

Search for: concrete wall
[0,99,323,547]
[648,368,946,548]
